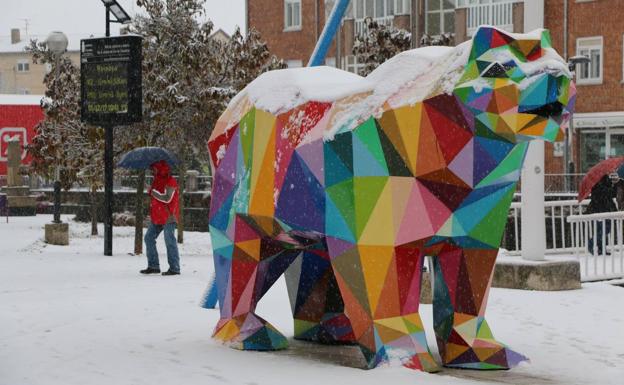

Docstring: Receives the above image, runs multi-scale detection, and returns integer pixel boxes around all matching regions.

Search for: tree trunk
[177,160,186,244]
[134,170,146,255]
[90,184,98,236]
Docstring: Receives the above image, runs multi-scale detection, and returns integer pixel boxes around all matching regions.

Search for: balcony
[460,1,516,36]
[354,16,394,37]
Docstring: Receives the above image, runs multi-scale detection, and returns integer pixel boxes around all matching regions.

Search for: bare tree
[26,40,104,236]
[131,0,285,243]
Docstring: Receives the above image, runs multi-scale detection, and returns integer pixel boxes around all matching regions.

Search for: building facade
[545,0,624,177]
[247,0,526,71]
[0,29,80,95]
[248,0,624,191]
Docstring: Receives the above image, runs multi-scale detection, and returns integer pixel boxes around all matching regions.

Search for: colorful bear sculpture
[204,26,576,371]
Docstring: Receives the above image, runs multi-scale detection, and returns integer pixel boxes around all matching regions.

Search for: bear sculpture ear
[471,27,550,63]
[470,26,515,61]
[510,30,552,62]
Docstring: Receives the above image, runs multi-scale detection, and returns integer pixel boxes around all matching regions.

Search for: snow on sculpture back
[204,26,576,371]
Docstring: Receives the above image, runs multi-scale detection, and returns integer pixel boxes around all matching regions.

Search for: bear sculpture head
[452,27,575,144]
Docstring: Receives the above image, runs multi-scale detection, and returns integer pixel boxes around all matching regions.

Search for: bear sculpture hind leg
[285,243,356,345]
[212,215,299,351]
[432,247,528,369]
[329,242,439,372]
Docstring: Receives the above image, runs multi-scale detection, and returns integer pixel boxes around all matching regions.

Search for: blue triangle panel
[275,153,325,233]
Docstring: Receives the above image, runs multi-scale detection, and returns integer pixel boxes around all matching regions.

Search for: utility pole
[411,0,418,48]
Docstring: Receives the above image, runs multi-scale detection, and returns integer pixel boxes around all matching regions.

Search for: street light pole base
[45,222,69,246]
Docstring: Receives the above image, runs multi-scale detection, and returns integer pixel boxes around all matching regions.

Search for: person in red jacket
[140,160,180,275]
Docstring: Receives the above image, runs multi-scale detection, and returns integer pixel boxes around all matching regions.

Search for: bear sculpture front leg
[212,215,299,351]
[432,246,528,369]
[329,241,439,372]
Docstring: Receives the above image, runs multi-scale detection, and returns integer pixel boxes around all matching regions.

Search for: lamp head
[568,55,591,72]
[45,31,68,55]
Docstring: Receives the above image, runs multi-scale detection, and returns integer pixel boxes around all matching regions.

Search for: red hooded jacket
[149,160,180,225]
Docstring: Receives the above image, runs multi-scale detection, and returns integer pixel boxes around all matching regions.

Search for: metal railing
[354,16,394,37]
[544,173,584,194]
[466,2,514,36]
[568,211,624,281]
[506,199,589,255]
[26,174,213,192]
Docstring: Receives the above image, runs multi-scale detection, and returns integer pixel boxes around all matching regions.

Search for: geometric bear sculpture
[204,26,576,372]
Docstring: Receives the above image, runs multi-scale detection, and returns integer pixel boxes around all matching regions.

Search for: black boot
[162,270,180,276]
[140,267,161,274]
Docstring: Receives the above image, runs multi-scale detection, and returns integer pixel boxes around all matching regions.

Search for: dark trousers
[145,222,180,272]
[588,221,611,255]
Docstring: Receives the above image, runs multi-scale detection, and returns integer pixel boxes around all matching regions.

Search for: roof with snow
[0,33,94,54]
[0,94,44,105]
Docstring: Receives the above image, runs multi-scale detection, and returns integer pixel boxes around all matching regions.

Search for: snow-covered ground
[1,216,623,385]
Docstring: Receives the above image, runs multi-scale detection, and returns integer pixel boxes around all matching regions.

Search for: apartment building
[248,0,624,190]
[247,0,527,71]
[0,28,81,95]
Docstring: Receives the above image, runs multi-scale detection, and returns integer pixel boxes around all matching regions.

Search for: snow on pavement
[1,216,623,385]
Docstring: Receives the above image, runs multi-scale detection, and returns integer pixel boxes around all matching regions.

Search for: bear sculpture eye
[482,62,508,78]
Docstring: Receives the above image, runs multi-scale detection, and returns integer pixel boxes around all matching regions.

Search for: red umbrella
[578,156,624,202]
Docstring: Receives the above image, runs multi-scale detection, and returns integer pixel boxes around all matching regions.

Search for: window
[576,36,603,85]
[394,0,411,14]
[344,55,366,75]
[16,60,29,72]
[456,0,512,7]
[345,1,354,18]
[352,0,403,18]
[284,0,302,31]
[580,128,624,172]
[353,0,397,36]
[426,0,455,36]
[286,59,303,68]
[580,131,605,172]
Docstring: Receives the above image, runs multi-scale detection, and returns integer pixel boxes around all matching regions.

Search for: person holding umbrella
[586,173,619,255]
[141,160,181,275]
[117,147,181,275]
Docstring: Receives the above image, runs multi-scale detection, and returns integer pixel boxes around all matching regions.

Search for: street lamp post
[46,31,68,224]
[101,0,132,37]
[564,55,591,192]
[98,0,132,256]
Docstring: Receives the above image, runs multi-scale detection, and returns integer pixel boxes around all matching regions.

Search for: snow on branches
[352,18,411,77]
[132,0,285,163]
[352,18,456,77]
[25,40,104,190]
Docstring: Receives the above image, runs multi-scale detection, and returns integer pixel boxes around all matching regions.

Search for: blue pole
[307,0,351,67]
[202,276,219,309]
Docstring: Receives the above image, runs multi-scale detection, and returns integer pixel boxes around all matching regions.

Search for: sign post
[80,35,142,256]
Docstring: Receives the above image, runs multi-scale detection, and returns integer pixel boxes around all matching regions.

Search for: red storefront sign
[0,95,44,175]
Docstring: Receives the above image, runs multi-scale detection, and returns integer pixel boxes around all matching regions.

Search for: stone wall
[34,189,211,232]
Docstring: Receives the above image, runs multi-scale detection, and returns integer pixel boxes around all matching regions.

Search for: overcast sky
[0,0,246,41]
